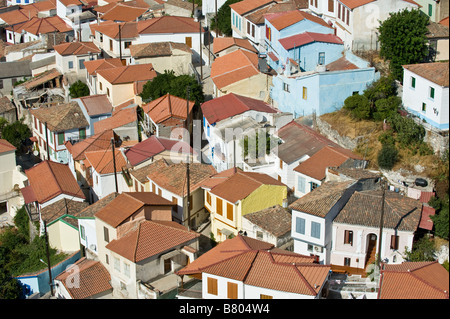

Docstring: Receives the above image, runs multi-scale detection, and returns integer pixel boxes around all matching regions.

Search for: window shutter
[390,235,399,250]
[216,198,223,215]
[207,277,218,295]
[296,217,305,235]
[311,222,320,239]
[227,282,238,299]
[298,176,306,193]
[227,202,233,221]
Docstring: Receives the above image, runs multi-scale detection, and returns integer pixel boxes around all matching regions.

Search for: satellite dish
[33,150,39,156]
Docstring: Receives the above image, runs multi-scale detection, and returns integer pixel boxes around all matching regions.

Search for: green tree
[69,80,89,98]
[378,9,429,81]
[387,113,425,147]
[140,70,204,105]
[363,75,398,104]
[429,195,449,239]
[0,268,24,299]
[210,0,242,36]
[1,119,31,151]
[372,96,402,121]
[343,94,371,120]
[404,237,436,262]
[377,143,398,170]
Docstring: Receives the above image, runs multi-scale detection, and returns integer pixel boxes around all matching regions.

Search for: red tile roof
[204,167,286,203]
[84,148,127,175]
[403,62,449,87]
[293,145,362,181]
[213,37,258,55]
[90,21,138,39]
[84,58,124,76]
[326,56,359,71]
[379,261,449,299]
[440,16,449,27]
[201,92,278,125]
[65,129,116,161]
[338,0,376,9]
[54,257,112,299]
[279,31,343,50]
[177,235,329,296]
[93,105,137,133]
[210,49,260,89]
[53,41,101,56]
[100,3,149,22]
[14,16,72,35]
[142,93,195,125]
[124,136,194,167]
[24,160,85,204]
[106,219,199,262]
[230,0,276,15]
[76,94,113,117]
[418,205,435,231]
[265,9,332,31]
[96,63,156,84]
[0,139,16,154]
[94,192,175,228]
[137,16,203,34]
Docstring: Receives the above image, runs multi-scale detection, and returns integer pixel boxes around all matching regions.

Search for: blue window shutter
[311,222,320,239]
[296,217,305,235]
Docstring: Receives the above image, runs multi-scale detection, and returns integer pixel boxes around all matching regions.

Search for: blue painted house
[263,10,379,117]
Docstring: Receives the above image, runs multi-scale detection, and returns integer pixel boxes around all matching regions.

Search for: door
[185,37,192,48]
[164,258,171,274]
[365,234,377,266]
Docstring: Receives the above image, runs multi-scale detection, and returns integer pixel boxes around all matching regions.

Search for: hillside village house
[0,97,16,124]
[415,0,449,23]
[145,161,217,228]
[402,62,449,131]
[212,37,258,58]
[72,94,113,136]
[263,9,378,117]
[210,49,273,99]
[84,58,124,95]
[426,20,449,62]
[97,1,150,22]
[129,42,193,76]
[177,235,331,299]
[141,93,195,140]
[93,192,199,299]
[30,102,90,163]
[307,0,420,51]
[0,60,32,97]
[201,93,292,172]
[95,63,157,107]
[93,102,140,141]
[202,167,287,241]
[56,0,97,41]
[53,41,101,82]
[21,160,86,225]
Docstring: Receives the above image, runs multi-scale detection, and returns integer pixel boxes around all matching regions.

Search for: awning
[220,228,233,237]
[267,52,278,62]
[21,185,37,204]
[419,206,435,231]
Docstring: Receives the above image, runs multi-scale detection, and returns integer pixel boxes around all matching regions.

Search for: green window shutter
[428,4,432,16]
[411,77,415,88]
[430,87,435,99]
[58,132,64,145]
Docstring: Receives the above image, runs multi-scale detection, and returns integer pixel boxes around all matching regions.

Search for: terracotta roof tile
[54,257,112,299]
[129,41,192,58]
[339,0,376,9]
[265,9,332,31]
[0,139,16,154]
[90,21,138,39]
[96,63,156,84]
[93,106,137,133]
[77,192,118,218]
[230,0,276,15]
[84,148,127,175]
[65,129,116,161]
[293,145,362,181]
[76,94,113,117]
[334,190,422,231]
[100,3,149,22]
[106,219,198,262]
[84,58,124,76]
[201,92,278,124]
[418,205,435,230]
[30,102,89,132]
[19,68,62,90]
[205,167,285,203]
[142,93,194,125]
[326,56,359,71]
[245,1,298,25]
[130,158,169,183]
[211,49,260,89]
[53,41,100,56]
[24,160,85,204]
[147,162,217,197]
[439,16,449,27]
[379,261,449,299]
[279,31,343,50]
[40,198,89,223]
[243,205,291,237]
[14,16,72,35]
[213,37,257,54]
[403,62,449,87]
[94,192,174,227]
[137,16,202,34]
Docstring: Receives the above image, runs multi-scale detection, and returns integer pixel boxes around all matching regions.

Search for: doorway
[365,233,377,266]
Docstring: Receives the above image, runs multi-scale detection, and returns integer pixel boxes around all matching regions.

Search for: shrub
[373,96,402,121]
[364,75,398,103]
[68,80,89,98]
[378,131,396,145]
[343,94,371,120]
[387,113,425,146]
[377,143,399,170]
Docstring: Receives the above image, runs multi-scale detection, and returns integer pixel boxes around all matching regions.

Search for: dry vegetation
[320,109,446,179]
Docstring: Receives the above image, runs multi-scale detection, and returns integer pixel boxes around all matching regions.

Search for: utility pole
[199,19,203,81]
[215,0,218,36]
[376,178,386,270]
[118,24,122,61]
[111,138,118,193]
[185,86,191,231]
[43,221,54,297]
[44,122,50,160]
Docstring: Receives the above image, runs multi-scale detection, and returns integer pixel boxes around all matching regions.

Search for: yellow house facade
[204,169,287,242]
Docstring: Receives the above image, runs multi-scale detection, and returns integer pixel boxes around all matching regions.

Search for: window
[265,25,271,41]
[68,61,73,69]
[390,235,399,250]
[0,79,3,89]
[103,226,109,243]
[296,217,305,235]
[310,182,318,191]
[279,159,283,169]
[328,0,334,12]
[216,198,223,216]
[114,257,120,272]
[428,3,433,16]
[311,221,320,239]
[283,83,290,92]
[430,87,435,99]
[79,128,86,140]
[124,41,131,49]
[422,102,426,112]
[338,2,341,19]
[105,254,109,264]
[207,277,218,295]
[124,262,130,277]
[227,282,238,299]
[346,8,349,25]
[247,21,250,35]
[307,244,314,252]
[344,257,351,266]
[318,52,325,65]
[260,294,273,299]
[206,192,211,206]
[302,87,307,100]
[256,231,263,239]
[342,4,345,22]
[226,202,233,221]
[411,76,416,88]
[109,39,113,51]
[172,196,178,205]
[185,37,192,48]
[39,121,43,134]
[106,88,110,97]
[57,132,65,145]
[252,24,255,38]
[80,225,85,240]
[297,176,306,193]
[344,230,353,245]
[79,59,85,70]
